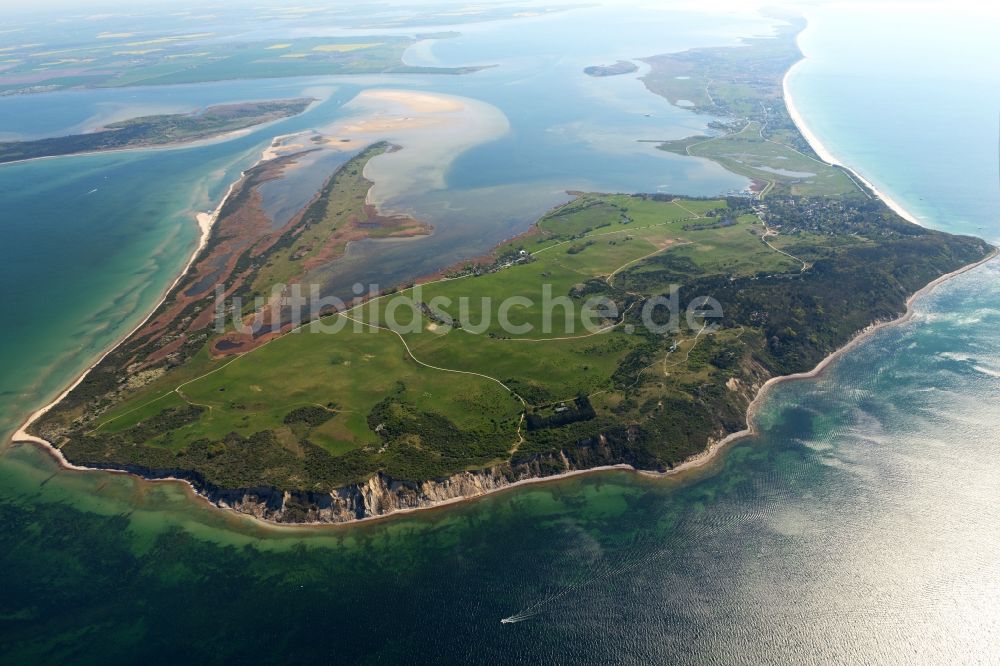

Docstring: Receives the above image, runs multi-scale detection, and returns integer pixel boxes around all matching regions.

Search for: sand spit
[316,88,510,205]
[10,132,295,453]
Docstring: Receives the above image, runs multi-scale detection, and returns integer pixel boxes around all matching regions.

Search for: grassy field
[31,16,993,504]
[657,121,858,197]
[107,324,521,458]
[78,193,800,482]
[60,176,991,497]
[99,193,749,414]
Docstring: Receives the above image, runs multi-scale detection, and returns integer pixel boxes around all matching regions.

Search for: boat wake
[500,615,531,624]
[500,530,675,625]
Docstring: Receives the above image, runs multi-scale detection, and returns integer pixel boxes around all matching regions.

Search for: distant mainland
[0,98,314,164]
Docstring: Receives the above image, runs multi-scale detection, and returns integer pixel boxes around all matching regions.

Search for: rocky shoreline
[23,427,729,525]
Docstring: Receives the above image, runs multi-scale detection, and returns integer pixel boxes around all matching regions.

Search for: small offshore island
[583,60,639,77]
[0,98,314,164]
[20,18,994,524]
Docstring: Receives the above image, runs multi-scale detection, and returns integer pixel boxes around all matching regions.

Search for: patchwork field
[0,35,483,95]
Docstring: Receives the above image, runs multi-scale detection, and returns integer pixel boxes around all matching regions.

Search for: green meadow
[658,121,857,197]
[32,15,991,498]
[77,191,802,486]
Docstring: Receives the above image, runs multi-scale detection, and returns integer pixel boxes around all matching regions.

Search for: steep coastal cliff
[87,429,728,524]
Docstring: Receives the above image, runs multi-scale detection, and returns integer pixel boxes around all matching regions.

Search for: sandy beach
[782,34,920,226]
[13,245,994,530]
[351,243,999,526]
[9,91,485,456]
[10,133,288,453]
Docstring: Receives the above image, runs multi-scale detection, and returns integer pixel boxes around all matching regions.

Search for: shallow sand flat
[260,141,306,160]
[360,88,465,113]
[317,88,510,205]
[260,132,313,161]
[335,116,437,135]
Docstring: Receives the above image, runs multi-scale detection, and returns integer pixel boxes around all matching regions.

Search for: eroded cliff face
[72,447,622,524]
[214,447,641,524]
[70,379,761,525]
[282,372,764,524]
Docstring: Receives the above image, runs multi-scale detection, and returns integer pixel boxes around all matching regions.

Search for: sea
[0,2,998,662]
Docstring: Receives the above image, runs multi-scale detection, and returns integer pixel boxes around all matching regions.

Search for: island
[0,35,490,96]
[19,18,994,524]
[0,99,314,163]
[584,60,639,77]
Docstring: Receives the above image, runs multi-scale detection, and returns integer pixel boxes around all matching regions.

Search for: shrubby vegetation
[0,100,313,163]
[367,397,512,479]
[283,406,335,427]
[525,395,596,431]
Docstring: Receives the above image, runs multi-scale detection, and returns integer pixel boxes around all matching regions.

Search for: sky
[1,0,997,37]
[1,0,996,12]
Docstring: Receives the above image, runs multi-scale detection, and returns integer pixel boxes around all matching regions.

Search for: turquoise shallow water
[1,3,999,662]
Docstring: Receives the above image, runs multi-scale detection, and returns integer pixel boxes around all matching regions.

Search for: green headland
[23,18,993,523]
